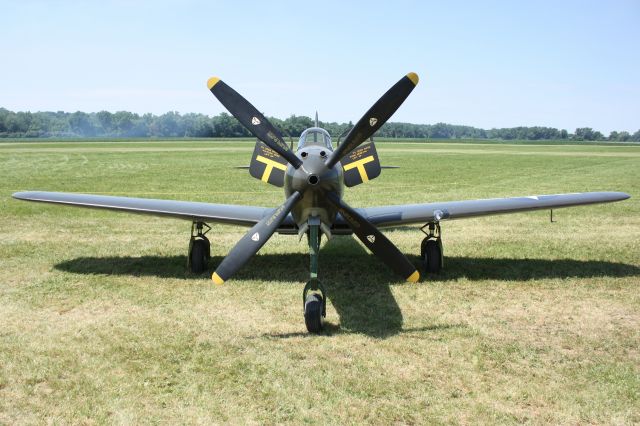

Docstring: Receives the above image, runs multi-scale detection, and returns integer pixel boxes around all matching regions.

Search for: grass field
[1,139,639,424]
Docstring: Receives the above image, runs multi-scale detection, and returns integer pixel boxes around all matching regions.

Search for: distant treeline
[1,108,638,142]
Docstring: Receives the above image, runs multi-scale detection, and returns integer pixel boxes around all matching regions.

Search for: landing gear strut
[303,217,326,333]
[188,221,211,274]
[421,221,443,274]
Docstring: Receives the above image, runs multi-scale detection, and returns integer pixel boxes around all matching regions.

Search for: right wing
[359,192,630,228]
[12,191,280,227]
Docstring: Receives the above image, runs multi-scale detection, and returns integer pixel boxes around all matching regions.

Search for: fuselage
[283,127,343,229]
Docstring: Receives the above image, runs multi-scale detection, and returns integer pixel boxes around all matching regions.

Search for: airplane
[12,72,630,333]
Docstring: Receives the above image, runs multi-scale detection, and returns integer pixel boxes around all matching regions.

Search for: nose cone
[289,147,335,192]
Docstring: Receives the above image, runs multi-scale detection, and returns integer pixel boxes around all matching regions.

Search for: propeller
[325,191,420,283]
[206,73,420,285]
[212,191,302,285]
[207,77,303,169]
[325,72,419,169]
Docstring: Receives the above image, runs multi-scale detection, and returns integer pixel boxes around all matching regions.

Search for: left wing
[358,192,630,228]
[12,191,278,227]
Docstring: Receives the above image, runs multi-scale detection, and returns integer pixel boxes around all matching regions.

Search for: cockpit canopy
[297,127,333,151]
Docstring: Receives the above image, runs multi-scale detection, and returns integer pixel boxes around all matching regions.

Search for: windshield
[297,127,333,151]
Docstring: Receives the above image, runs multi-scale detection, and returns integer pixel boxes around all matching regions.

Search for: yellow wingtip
[406,72,419,86]
[207,77,221,90]
[406,270,420,283]
[211,272,225,285]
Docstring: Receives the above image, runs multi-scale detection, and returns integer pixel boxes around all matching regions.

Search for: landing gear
[188,221,211,274]
[421,221,443,274]
[303,217,326,333]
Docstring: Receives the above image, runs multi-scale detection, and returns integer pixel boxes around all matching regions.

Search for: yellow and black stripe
[341,142,381,187]
[249,141,288,187]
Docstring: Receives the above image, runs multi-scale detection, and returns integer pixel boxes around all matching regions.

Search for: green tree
[69,111,96,136]
[617,131,630,142]
[96,111,114,135]
[574,127,596,141]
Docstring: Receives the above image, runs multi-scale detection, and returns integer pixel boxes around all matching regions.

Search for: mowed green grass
[1,140,639,424]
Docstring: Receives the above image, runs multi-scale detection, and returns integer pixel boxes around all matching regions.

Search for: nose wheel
[303,279,326,333]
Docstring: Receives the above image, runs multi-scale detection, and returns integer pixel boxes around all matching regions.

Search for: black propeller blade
[326,73,419,169]
[211,191,302,285]
[325,192,420,282]
[207,77,303,169]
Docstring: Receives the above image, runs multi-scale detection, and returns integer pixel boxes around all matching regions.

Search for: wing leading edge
[12,191,274,227]
[359,192,630,228]
[13,191,630,230]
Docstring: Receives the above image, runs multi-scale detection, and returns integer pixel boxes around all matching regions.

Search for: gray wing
[12,191,279,227]
[360,192,630,227]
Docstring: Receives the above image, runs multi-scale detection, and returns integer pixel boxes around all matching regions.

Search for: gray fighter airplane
[13,73,630,332]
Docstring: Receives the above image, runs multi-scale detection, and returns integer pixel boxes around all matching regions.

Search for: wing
[12,191,282,227]
[359,192,630,227]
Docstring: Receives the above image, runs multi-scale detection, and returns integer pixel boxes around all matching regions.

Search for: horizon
[2,107,634,136]
[2,1,639,133]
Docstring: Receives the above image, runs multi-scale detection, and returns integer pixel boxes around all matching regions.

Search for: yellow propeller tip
[406,72,419,86]
[211,272,225,285]
[406,270,420,283]
[207,77,221,90]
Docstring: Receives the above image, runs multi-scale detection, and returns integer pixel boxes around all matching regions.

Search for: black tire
[202,236,211,259]
[423,239,442,274]
[304,294,324,333]
[190,239,207,274]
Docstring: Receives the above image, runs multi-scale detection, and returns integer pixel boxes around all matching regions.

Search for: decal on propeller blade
[266,204,286,226]
[369,117,377,126]
[251,232,260,242]
[367,235,375,243]
[251,117,261,125]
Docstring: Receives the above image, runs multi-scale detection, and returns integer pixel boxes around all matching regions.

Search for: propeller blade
[211,191,302,285]
[326,72,419,168]
[325,192,420,282]
[207,77,302,169]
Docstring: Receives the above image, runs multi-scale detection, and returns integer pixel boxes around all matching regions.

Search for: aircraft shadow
[54,237,406,338]
[55,238,639,338]
[430,256,640,282]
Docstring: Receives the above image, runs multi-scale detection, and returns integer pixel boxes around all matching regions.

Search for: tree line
[1,108,638,142]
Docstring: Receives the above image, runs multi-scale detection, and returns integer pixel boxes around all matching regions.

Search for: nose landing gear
[303,217,326,333]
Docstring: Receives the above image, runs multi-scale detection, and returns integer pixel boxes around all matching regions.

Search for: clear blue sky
[2,0,639,133]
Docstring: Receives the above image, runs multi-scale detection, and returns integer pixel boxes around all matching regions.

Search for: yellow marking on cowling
[211,272,225,285]
[406,72,419,86]
[207,77,221,89]
[342,155,375,183]
[406,270,420,283]
[256,155,287,183]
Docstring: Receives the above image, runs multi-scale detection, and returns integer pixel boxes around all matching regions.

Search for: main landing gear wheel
[421,221,444,274]
[188,221,211,274]
[190,239,208,274]
[422,239,442,274]
[304,293,325,333]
